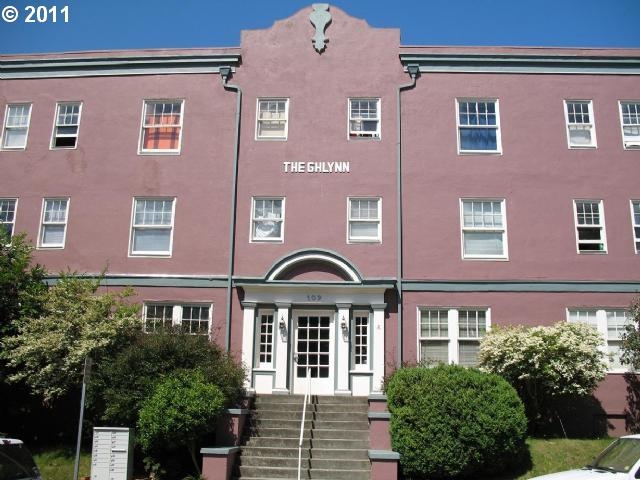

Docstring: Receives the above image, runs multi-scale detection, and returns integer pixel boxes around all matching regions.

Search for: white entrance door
[292,311,335,395]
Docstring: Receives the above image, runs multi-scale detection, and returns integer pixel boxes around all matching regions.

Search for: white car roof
[0,438,25,445]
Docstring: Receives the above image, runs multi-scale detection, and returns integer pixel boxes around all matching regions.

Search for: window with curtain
[348,197,381,242]
[621,102,640,149]
[632,201,640,254]
[565,100,597,148]
[574,200,606,253]
[52,102,82,148]
[139,100,183,153]
[349,98,380,139]
[2,104,32,150]
[461,199,507,259]
[458,309,487,367]
[457,99,500,153]
[130,197,175,255]
[39,198,69,248]
[256,99,288,139]
[419,309,450,365]
[0,198,17,238]
[419,308,489,366]
[251,197,284,242]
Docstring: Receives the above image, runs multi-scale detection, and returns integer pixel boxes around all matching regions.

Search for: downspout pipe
[396,64,419,367]
[220,66,241,352]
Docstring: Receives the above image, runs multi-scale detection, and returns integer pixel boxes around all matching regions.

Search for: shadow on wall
[539,395,610,438]
[625,373,640,433]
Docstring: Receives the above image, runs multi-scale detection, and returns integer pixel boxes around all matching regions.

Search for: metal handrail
[297,367,311,480]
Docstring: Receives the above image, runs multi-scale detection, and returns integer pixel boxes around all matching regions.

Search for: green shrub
[386,364,527,479]
[138,370,225,474]
[87,330,245,427]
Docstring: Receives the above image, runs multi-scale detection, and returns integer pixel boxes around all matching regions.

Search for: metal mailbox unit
[91,427,133,480]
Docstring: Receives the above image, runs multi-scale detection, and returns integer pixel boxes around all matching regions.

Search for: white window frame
[573,199,607,254]
[456,99,501,154]
[0,198,18,239]
[620,101,640,150]
[251,197,285,243]
[38,197,70,249]
[460,199,508,260]
[347,197,382,243]
[564,100,597,148]
[129,197,176,257]
[2,103,32,150]
[418,307,490,367]
[255,309,276,368]
[138,99,184,154]
[50,102,82,149]
[567,308,632,372]
[143,303,211,335]
[351,311,370,370]
[256,98,289,140]
[632,200,640,254]
[348,98,381,139]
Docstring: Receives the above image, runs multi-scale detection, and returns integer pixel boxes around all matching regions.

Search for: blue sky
[1,0,639,55]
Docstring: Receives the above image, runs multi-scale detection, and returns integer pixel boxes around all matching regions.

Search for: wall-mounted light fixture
[340,316,348,331]
[279,315,286,330]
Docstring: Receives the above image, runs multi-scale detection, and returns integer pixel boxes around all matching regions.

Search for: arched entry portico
[236,249,393,396]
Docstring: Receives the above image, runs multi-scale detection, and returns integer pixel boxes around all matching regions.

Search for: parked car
[531,435,640,479]
[0,438,42,480]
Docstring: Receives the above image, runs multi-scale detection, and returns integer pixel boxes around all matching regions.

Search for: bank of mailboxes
[91,427,133,480]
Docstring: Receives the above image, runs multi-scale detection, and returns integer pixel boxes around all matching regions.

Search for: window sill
[462,256,509,261]
[138,150,182,156]
[458,150,502,155]
[568,145,597,150]
[129,253,172,258]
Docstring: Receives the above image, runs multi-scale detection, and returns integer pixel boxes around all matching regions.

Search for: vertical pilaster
[336,303,352,395]
[371,303,387,394]
[274,302,291,393]
[241,302,257,390]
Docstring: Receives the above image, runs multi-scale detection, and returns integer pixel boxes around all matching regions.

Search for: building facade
[2,5,639,433]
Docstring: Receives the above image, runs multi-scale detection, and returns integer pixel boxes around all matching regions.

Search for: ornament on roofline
[310,3,331,53]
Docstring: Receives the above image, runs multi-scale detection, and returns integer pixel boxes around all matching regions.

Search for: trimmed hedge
[386,364,527,479]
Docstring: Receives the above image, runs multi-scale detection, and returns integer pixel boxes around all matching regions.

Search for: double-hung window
[143,303,211,335]
[632,201,640,254]
[51,102,82,149]
[39,198,69,248]
[620,102,640,149]
[460,199,507,259]
[419,308,489,366]
[349,98,380,139]
[2,104,32,150]
[457,99,501,153]
[130,197,175,256]
[348,197,381,243]
[139,100,184,153]
[568,308,631,371]
[256,99,288,140]
[251,197,284,242]
[0,199,17,239]
[256,310,275,367]
[565,100,597,148]
[574,200,606,253]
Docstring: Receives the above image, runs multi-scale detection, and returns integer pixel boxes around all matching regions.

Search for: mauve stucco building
[2,4,640,435]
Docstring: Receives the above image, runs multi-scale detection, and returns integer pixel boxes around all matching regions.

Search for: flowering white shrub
[479,321,606,397]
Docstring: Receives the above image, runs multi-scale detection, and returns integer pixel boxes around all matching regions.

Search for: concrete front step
[244,436,369,450]
[250,419,368,431]
[248,427,369,440]
[241,446,368,460]
[253,410,369,422]
[238,466,370,480]
[254,403,368,414]
[240,455,370,470]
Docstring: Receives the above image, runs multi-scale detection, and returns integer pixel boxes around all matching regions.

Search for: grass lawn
[515,437,613,479]
[31,438,614,480]
[33,448,91,480]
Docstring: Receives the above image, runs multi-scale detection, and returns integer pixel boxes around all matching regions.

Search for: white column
[336,303,352,395]
[274,302,291,394]
[371,303,387,394]
[241,302,256,390]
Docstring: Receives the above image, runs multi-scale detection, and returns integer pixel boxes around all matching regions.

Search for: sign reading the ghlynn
[282,161,350,173]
